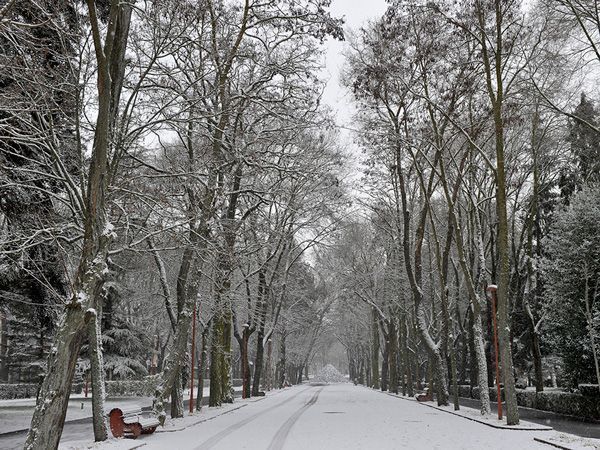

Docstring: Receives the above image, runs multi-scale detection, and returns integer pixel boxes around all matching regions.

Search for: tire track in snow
[193,386,313,450]
[266,387,323,450]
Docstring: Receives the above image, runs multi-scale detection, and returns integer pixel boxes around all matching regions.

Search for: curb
[534,437,573,450]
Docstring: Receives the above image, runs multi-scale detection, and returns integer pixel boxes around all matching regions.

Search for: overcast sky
[321,0,388,130]
[319,0,388,183]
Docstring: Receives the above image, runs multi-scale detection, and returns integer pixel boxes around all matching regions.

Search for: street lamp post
[487,285,502,420]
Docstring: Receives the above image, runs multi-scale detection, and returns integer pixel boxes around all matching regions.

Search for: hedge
[104,376,243,397]
[105,375,161,397]
[0,376,244,400]
[0,383,39,400]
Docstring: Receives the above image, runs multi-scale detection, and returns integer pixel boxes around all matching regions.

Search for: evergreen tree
[0,0,77,382]
[560,93,600,202]
[543,184,600,387]
[99,263,151,380]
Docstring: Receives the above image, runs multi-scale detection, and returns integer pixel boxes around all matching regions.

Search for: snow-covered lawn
[55,383,600,450]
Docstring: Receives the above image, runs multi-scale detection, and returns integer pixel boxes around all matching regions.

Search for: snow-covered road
[137,383,554,450]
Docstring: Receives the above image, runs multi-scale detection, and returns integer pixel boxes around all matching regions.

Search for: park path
[142,384,552,450]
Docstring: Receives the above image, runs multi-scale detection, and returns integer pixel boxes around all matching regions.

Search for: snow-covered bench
[416,389,433,402]
[108,406,160,438]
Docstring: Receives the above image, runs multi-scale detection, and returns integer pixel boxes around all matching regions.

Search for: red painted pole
[189,305,196,414]
[487,285,502,420]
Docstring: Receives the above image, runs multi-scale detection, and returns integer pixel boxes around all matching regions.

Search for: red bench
[108,406,160,438]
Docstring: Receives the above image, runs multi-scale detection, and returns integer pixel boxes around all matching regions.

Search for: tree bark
[388,319,399,394]
[276,331,286,388]
[252,330,265,395]
[86,309,107,441]
[371,308,380,389]
[196,323,210,411]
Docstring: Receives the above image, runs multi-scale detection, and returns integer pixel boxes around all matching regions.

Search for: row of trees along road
[1,0,600,448]
[324,0,600,427]
[0,1,345,448]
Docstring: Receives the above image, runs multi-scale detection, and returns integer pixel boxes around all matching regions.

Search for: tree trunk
[381,337,389,392]
[449,332,460,411]
[388,320,398,394]
[405,318,414,396]
[531,329,544,393]
[209,315,224,406]
[277,331,286,388]
[86,309,107,441]
[242,331,251,398]
[371,309,380,389]
[495,92,520,425]
[252,330,265,395]
[265,338,273,391]
[170,370,183,418]
[477,0,519,424]
[468,308,478,387]
[25,309,86,449]
[235,326,252,399]
[196,324,209,410]
[220,310,233,403]
[24,2,133,447]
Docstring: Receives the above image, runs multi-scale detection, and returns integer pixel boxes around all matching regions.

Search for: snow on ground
[0,396,151,435]
[63,383,600,450]
[417,397,553,430]
[0,387,243,435]
[59,439,146,450]
[57,389,281,450]
[536,433,600,450]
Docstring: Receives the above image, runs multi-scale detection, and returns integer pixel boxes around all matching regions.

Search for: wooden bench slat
[123,416,142,425]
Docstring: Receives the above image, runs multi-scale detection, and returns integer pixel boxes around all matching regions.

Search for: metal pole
[487,285,502,420]
[189,304,196,414]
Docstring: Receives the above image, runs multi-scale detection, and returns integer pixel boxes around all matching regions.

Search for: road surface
[139,384,553,449]
[4,384,596,449]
